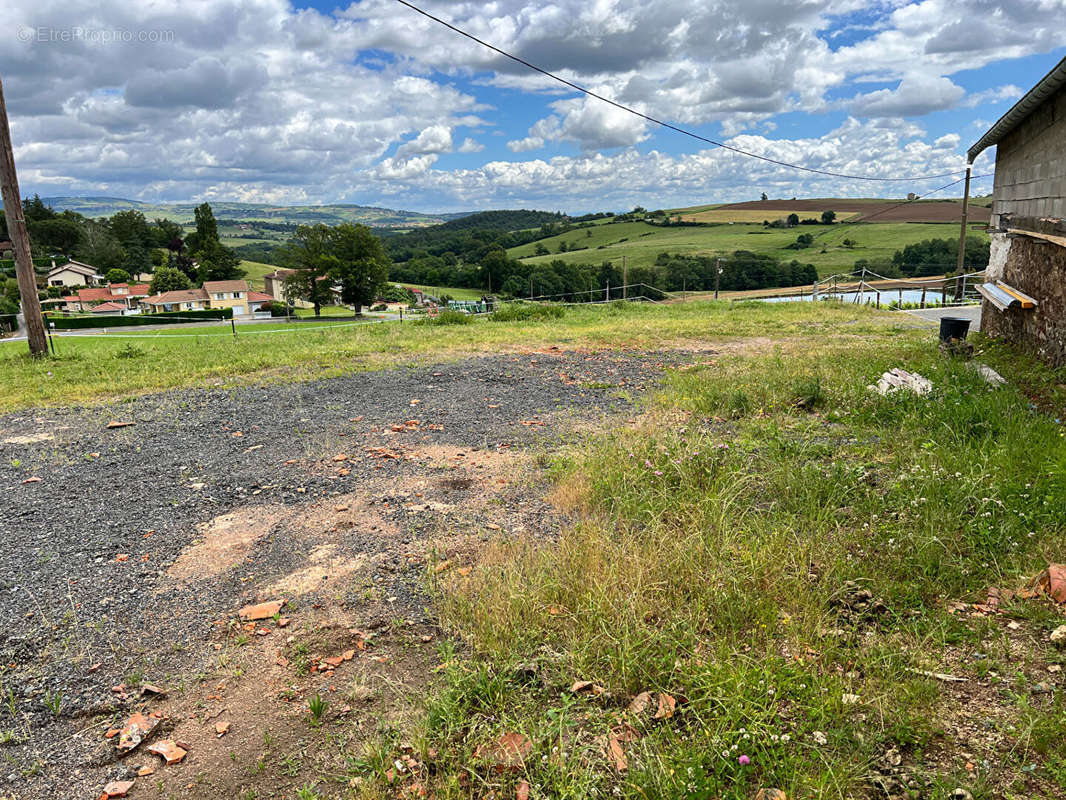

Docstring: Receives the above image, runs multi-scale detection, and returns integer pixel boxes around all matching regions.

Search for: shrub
[491,303,565,322]
[420,309,473,326]
[263,300,291,317]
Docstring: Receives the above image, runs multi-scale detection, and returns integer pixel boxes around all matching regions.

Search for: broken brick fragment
[238,600,285,621]
[147,739,188,765]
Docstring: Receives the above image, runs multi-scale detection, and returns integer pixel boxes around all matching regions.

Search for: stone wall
[982,232,1066,365]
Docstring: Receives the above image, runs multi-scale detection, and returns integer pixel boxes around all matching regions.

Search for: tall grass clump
[422,334,1066,798]
[491,302,566,322]
[417,309,474,326]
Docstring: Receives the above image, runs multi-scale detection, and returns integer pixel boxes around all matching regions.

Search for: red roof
[76,287,115,302]
[247,291,272,302]
[91,302,126,313]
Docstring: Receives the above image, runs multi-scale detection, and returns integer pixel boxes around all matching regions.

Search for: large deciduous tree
[281,224,336,317]
[329,223,389,312]
[149,266,192,294]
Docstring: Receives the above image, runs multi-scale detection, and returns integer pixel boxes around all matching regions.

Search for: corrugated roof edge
[968,55,1066,164]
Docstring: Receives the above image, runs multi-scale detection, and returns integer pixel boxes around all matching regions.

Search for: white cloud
[850,75,966,117]
[1,0,1059,208]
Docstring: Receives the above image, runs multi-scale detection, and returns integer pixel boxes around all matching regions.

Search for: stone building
[969,55,1066,364]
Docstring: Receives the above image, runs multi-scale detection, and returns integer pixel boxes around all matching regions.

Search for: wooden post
[714,258,722,300]
[0,75,47,356]
[622,255,627,300]
[954,165,972,301]
[920,286,926,308]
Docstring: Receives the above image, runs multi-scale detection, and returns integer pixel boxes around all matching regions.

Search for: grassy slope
[240,260,279,290]
[409,330,1066,799]
[507,220,990,277]
[0,302,903,412]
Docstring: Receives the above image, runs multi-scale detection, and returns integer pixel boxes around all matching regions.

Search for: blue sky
[3,0,1064,213]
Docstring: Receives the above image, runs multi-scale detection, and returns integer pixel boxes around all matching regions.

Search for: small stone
[1050,625,1066,646]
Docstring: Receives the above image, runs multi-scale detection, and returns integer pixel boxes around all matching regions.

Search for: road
[904,304,982,331]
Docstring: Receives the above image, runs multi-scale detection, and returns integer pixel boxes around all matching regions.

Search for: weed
[308,694,328,726]
[42,691,62,716]
[418,309,473,326]
[295,785,320,800]
[492,303,566,322]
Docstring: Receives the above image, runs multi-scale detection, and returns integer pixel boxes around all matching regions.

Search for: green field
[239,260,279,289]
[508,219,990,277]
[401,282,485,301]
[0,301,904,411]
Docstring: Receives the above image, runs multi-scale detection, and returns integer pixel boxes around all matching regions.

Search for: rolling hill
[40,196,470,229]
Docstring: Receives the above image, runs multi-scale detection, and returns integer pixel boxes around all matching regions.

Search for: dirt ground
[0,347,693,800]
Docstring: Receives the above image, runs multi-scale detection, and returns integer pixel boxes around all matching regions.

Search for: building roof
[203,280,250,294]
[265,269,296,279]
[247,291,273,302]
[142,289,209,305]
[968,54,1066,163]
[73,287,116,302]
[91,302,127,313]
[48,260,98,277]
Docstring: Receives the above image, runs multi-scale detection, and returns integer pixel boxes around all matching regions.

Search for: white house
[47,260,102,287]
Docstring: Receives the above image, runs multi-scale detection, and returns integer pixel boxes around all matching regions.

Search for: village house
[61,283,151,313]
[47,260,102,287]
[141,280,274,316]
[264,268,313,309]
[970,54,1066,365]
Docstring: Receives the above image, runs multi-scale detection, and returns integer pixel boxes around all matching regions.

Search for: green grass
[507,219,990,278]
[381,327,1066,799]
[1,301,904,412]
[239,260,280,288]
[400,282,485,301]
[292,305,358,317]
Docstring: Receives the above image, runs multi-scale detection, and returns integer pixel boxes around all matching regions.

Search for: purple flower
[654,470,663,476]
[644,459,653,467]
[738,754,750,766]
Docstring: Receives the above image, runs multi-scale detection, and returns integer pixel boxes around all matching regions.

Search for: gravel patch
[0,347,687,797]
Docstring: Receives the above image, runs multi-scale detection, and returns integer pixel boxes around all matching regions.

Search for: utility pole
[622,255,627,300]
[0,75,47,357]
[954,164,972,302]
[714,257,722,300]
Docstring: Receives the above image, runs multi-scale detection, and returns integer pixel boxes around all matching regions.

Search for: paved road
[904,304,982,332]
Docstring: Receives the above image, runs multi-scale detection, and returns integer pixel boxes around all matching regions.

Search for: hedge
[47,308,232,330]
[0,314,16,332]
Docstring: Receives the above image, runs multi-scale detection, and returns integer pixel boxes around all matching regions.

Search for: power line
[843,173,992,224]
[392,0,971,184]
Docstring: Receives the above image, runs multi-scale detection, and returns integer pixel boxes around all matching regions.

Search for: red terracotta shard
[238,600,284,621]
[474,732,533,770]
[215,721,230,738]
[147,739,187,765]
[99,779,135,798]
[117,712,160,752]
[21,476,42,484]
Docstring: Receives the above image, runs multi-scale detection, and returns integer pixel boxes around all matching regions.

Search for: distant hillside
[40,196,470,229]
[428,209,566,233]
[382,209,568,262]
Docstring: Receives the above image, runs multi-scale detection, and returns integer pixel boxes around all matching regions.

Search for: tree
[195,238,245,283]
[820,210,836,225]
[106,268,131,284]
[329,223,390,312]
[109,210,151,248]
[149,266,192,294]
[76,221,126,272]
[22,194,56,223]
[280,224,335,317]
[28,218,82,253]
[187,202,219,253]
[787,213,800,227]
[760,192,768,201]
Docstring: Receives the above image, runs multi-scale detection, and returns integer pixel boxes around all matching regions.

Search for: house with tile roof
[47,260,103,287]
[61,283,151,313]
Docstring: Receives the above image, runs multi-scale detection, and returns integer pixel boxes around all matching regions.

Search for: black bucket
[939,316,971,342]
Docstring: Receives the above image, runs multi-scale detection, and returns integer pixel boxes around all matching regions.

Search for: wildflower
[654,470,663,476]
[738,754,750,766]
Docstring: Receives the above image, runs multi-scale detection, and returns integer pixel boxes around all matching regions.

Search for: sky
[3,0,1065,214]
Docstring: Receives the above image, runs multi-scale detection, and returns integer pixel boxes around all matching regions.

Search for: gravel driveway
[0,347,683,798]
